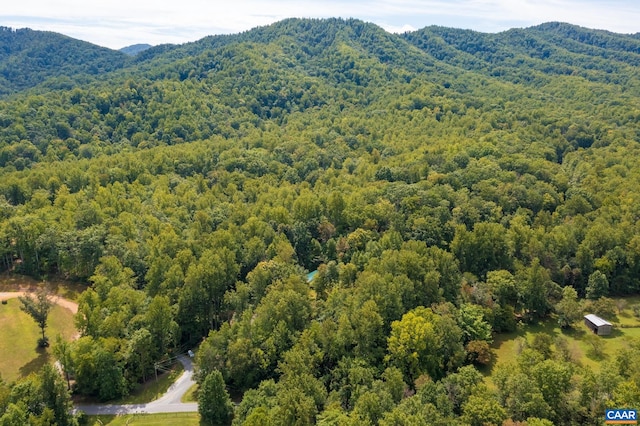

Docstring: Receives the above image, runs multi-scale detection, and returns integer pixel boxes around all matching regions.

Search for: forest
[1,18,640,425]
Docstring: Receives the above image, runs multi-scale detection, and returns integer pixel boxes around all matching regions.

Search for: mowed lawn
[87,413,200,425]
[0,299,77,383]
[483,298,640,383]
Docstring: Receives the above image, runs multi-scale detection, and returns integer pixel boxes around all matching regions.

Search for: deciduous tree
[19,288,53,347]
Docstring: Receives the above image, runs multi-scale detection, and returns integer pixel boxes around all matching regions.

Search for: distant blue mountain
[119,43,153,56]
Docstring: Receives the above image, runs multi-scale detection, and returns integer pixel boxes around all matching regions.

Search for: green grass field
[0,299,77,383]
[86,413,200,425]
[484,298,640,382]
[181,383,198,403]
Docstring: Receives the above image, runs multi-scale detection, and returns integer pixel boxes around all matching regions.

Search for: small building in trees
[584,314,612,336]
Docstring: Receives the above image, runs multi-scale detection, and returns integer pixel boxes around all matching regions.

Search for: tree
[591,297,617,320]
[462,393,507,426]
[144,295,178,357]
[451,222,512,279]
[530,359,572,421]
[440,365,485,415]
[465,340,492,365]
[19,288,53,347]
[380,398,449,426]
[386,307,440,384]
[93,341,127,401]
[585,333,605,358]
[39,364,76,426]
[0,402,29,426]
[53,335,73,390]
[199,370,234,426]
[0,364,78,426]
[125,328,154,383]
[486,270,518,306]
[555,286,582,328]
[518,259,556,319]
[71,336,127,400]
[586,270,609,299]
[386,306,463,383]
[457,303,492,344]
[233,379,277,426]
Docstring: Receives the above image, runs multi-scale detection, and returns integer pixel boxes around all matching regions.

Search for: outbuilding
[584,314,612,336]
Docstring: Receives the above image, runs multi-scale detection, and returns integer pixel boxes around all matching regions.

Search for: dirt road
[0,291,78,314]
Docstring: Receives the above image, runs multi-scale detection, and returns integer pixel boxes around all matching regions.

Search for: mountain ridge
[0,17,637,169]
[0,26,129,95]
[1,19,639,96]
[1,18,640,425]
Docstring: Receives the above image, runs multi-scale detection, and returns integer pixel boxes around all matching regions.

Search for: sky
[2,0,640,50]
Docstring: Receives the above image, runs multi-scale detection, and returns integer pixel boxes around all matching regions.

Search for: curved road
[0,291,78,314]
[74,355,198,414]
[2,291,198,414]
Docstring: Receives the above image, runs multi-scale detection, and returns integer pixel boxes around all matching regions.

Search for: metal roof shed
[584,314,612,336]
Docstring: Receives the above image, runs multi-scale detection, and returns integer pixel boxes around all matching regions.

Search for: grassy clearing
[0,299,77,383]
[484,297,640,383]
[181,383,198,403]
[86,413,200,425]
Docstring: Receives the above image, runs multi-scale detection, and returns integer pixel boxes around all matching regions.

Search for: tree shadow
[585,347,608,362]
[561,326,586,339]
[18,347,50,378]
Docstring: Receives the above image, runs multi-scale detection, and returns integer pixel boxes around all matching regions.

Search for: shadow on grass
[603,328,625,339]
[560,326,587,339]
[19,346,50,378]
[585,347,608,362]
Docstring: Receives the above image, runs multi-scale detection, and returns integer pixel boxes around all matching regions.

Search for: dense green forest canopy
[0,27,129,96]
[1,18,640,424]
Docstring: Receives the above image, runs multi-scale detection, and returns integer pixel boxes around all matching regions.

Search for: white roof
[584,314,612,327]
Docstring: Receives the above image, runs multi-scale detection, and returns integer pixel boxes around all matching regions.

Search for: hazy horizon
[3,0,640,50]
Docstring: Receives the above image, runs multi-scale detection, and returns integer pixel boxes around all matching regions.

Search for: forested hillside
[0,27,129,95]
[1,18,640,425]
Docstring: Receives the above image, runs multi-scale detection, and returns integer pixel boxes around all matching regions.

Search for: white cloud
[1,0,639,48]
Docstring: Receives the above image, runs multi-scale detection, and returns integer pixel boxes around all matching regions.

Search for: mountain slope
[119,43,153,56]
[402,22,640,87]
[1,19,640,425]
[0,26,129,95]
[0,18,638,169]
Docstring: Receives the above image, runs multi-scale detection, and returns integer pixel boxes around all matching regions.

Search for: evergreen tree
[199,370,234,426]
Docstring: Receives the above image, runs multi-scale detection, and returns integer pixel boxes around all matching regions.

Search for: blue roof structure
[306,270,318,282]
